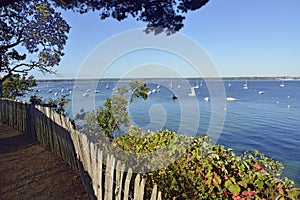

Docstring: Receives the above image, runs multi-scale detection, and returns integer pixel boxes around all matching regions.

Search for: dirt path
[0,124,88,200]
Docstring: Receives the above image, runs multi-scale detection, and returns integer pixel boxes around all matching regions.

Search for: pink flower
[260,168,267,174]
[253,163,262,170]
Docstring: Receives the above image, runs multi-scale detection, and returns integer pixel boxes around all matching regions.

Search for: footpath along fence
[0,98,162,200]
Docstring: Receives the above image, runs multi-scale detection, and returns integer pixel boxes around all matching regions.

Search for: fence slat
[150,185,158,200]
[105,154,115,200]
[97,149,103,200]
[124,168,133,200]
[115,160,125,200]
[90,142,97,194]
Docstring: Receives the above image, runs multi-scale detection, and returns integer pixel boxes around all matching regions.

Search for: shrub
[113,126,299,199]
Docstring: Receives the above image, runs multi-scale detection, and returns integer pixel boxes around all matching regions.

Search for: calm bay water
[24,79,300,186]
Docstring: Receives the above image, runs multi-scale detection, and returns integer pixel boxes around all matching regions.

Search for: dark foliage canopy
[0,0,70,81]
[0,0,209,33]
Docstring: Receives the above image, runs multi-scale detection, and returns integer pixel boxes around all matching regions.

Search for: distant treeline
[36,76,300,83]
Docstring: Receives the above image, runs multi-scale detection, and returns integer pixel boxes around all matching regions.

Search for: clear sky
[33,0,300,79]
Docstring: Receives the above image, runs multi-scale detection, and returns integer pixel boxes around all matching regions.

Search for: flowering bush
[113,127,300,199]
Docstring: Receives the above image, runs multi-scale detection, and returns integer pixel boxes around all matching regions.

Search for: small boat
[17,91,24,96]
[157,84,160,89]
[106,84,109,89]
[243,80,248,90]
[280,80,285,87]
[188,87,196,96]
[194,80,199,89]
[47,89,52,93]
[172,95,178,99]
[152,89,156,93]
[82,93,89,97]
[226,97,236,102]
[228,81,232,87]
[258,91,264,95]
[94,90,100,93]
[200,80,203,87]
[204,97,209,101]
[86,88,92,92]
[60,88,65,93]
[54,92,58,96]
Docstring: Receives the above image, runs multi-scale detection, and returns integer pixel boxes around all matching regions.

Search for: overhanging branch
[0,0,23,7]
[0,28,24,51]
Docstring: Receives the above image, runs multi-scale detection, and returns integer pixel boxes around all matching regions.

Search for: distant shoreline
[36,76,300,82]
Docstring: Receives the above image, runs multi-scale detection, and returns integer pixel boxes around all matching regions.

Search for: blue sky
[34,0,300,79]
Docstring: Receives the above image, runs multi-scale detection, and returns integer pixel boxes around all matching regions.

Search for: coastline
[36,76,300,82]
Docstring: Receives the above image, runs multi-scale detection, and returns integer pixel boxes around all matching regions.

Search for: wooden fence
[0,98,162,200]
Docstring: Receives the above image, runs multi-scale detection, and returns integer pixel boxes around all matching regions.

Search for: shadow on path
[0,124,88,200]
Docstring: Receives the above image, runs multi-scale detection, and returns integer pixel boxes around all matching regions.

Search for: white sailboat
[228,80,232,87]
[188,87,196,96]
[226,97,236,101]
[194,80,199,89]
[82,93,89,97]
[169,81,173,89]
[243,80,248,90]
[280,80,285,87]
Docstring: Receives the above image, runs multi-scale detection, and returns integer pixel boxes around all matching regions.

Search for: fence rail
[0,98,161,200]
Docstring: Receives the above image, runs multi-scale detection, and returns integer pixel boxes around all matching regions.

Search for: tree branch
[0,0,23,7]
[0,28,24,51]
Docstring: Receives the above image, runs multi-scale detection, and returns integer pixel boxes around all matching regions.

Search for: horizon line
[35,76,300,82]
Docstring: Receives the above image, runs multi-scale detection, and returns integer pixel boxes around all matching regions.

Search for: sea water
[22,79,300,186]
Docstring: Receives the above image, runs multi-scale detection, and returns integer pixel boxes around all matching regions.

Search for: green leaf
[254,179,264,190]
[237,180,247,188]
[225,180,232,188]
[213,176,221,187]
[228,184,241,194]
